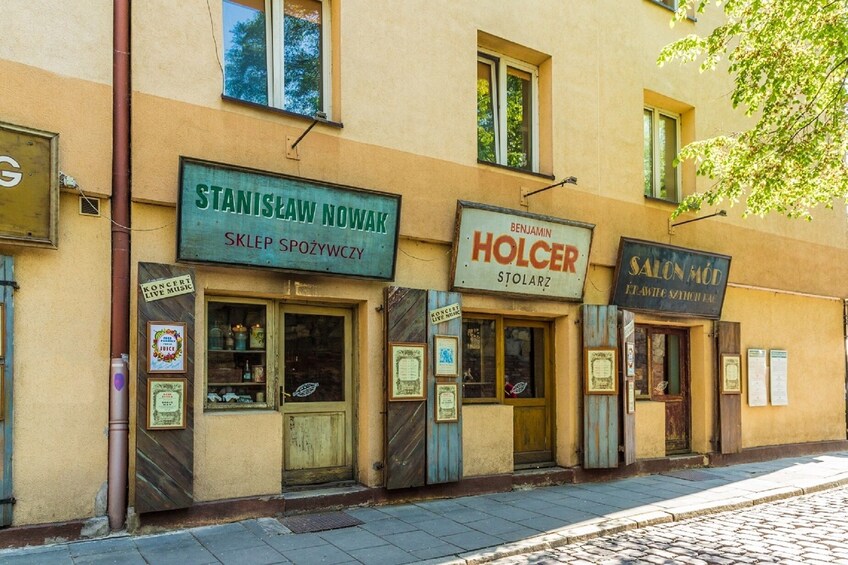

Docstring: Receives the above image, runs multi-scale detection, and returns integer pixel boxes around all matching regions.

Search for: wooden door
[504,320,551,465]
[647,327,690,454]
[281,305,353,486]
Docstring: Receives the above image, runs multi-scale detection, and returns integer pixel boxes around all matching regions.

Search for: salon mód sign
[450,201,594,301]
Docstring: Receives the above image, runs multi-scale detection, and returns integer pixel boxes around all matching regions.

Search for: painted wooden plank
[621,310,636,466]
[717,321,742,454]
[0,256,14,526]
[582,304,619,469]
[135,262,195,513]
[426,290,462,485]
[385,287,427,490]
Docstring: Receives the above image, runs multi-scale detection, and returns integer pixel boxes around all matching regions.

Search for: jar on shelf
[232,324,248,350]
[208,321,223,350]
[249,323,265,349]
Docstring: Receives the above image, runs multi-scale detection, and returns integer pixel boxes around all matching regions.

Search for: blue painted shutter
[582,304,619,469]
[0,256,15,525]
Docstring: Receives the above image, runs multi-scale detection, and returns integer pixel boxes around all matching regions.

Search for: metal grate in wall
[79,196,100,217]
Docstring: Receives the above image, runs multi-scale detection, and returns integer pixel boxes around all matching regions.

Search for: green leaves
[661,0,848,219]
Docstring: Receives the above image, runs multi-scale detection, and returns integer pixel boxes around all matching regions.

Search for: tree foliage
[659,0,848,219]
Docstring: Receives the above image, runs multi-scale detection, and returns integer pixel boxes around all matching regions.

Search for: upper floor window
[643,106,680,202]
[477,51,539,172]
[223,0,331,117]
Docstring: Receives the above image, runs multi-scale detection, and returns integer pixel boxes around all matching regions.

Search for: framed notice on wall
[435,383,459,423]
[147,322,187,374]
[769,349,788,406]
[388,342,426,401]
[434,335,458,377]
[146,378,187,430]
[747,348,768,406]
[584,347,617,395]
[720,354,742,394]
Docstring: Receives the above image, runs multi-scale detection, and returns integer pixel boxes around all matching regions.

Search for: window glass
[283,0,322,115]
[462,319,497,399]
[223,0,269,105]
[643,107,679,201]
[659,114,678,200]
[634,326,649,397]
[504,326,544,398]
[506,67,532,170]
[284,313,345,402]
[477,51,538,172]
[206,301,269,408]
[477,60,497,164]
[643,109,654,197]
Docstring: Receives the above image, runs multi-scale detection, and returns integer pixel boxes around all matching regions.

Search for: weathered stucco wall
[462,405,513,477]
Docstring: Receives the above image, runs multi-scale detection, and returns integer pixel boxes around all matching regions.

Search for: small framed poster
[435,383,459,423]
[146,377,187,430]
[626,380,635,414]
[721,353,742,394]
[625,341,635,377]
[584,347,617,395]
[388,342,426,401]
[434,335,459,377]
[147,321,187,373]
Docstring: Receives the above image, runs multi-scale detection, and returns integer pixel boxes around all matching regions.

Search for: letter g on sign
[0,156,23,188]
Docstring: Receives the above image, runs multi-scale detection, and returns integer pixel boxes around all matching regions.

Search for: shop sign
[430,303,461,326]
[611,238,731,319]
[0,122,59,248]
[450,201,593,301]
[178,158,401,280]
[140,274,195,302]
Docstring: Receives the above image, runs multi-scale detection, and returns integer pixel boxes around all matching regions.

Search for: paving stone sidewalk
[3,452,848,564]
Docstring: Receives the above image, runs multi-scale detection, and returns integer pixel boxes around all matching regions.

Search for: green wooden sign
[178,158,401,280]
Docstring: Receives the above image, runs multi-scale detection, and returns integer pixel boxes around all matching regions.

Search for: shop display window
[462,318,497,400]
[206,299,271,409]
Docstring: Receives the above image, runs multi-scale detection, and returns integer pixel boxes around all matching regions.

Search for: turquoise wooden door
[0,256,15,525]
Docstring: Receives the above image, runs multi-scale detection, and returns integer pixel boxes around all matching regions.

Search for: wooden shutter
[582,304,619,469]
[0,256,15,526]
[620,309,636,466]
[716,321,741,454]
[135,263,195,513]
[426,290,462,484]
[385,287,428,489]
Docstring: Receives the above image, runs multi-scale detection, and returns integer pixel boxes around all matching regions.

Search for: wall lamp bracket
[668,209,727,235]
[520,176,577,207]
[286,111,328,160]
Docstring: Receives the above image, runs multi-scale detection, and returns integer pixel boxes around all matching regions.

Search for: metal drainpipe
[108,0,131,532]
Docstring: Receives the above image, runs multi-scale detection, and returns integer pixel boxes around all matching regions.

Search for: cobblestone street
[494,485,848,564]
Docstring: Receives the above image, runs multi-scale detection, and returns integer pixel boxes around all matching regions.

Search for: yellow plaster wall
[461,404,513,477]
[635,401,666,460]
[0,0,112,85]
[0,194,112,525]
[688,324,714,454]
[722,287,845,447]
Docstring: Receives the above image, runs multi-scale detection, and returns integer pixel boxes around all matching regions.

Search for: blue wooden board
[426,291,462,484]
[178,158,401,280]
[0,256,13,525]
[582,304,619,469]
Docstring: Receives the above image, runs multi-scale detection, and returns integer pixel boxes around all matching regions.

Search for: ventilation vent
[79,196,100,217]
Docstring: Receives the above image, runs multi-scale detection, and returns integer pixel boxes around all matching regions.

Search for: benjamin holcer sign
[450,201,594,301]
[178,158,401,280]
[611,238,731,318]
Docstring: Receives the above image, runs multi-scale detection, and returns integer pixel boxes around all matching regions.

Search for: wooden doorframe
[280,303,354,486]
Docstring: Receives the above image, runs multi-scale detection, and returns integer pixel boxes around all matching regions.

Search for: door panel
[281,305,352,486]
[646,327,690,454]
[504,322,550,465]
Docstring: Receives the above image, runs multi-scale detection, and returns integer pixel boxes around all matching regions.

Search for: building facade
[0,0,846,537]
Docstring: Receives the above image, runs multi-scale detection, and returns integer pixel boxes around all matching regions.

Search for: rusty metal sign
[0,122,59,248]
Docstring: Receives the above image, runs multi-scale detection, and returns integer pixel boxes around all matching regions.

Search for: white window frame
[478,49,540,173]
[644,106,681,203]
[226,0,332,117]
